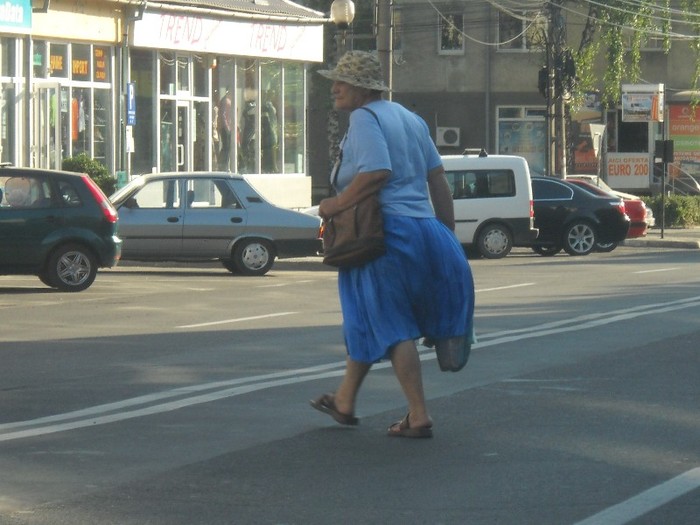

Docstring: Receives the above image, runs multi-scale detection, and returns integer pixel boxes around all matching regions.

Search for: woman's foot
[387,413,433,438]
[310,393,359,426]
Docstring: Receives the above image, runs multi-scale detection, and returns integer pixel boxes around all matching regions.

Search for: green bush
[62,153,115,195]
[643,195,700,228]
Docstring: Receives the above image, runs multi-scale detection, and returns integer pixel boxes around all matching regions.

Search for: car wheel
[563,221,596,256]
[232,238,275,276]
[595,241,618,252]
[532,245,561,256]
[477,224,512,259]
[46,243,97,292]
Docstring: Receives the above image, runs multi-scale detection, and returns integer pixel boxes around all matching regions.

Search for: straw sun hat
[318,51,389,92]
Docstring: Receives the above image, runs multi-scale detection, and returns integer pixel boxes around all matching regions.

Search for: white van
[441,153,538,258]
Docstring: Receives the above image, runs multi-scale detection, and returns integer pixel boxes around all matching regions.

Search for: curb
[622,238,700,249]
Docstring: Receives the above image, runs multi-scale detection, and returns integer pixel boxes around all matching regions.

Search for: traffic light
[538,67,548,98]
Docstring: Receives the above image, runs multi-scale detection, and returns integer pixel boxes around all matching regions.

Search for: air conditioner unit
[436,127,460,147]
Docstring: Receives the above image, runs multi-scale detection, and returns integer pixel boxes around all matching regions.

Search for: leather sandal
[387,413,433,438]
[310,393,359,426]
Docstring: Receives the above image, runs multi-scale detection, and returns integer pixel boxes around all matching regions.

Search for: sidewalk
[623,226,700,249]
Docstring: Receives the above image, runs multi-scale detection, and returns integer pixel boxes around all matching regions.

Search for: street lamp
[330,0,355,51]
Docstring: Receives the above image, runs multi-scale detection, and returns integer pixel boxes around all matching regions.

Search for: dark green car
[0,167,122,291]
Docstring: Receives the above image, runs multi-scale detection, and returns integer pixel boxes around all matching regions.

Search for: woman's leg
[333,357,371,415]
[389,340,432,428]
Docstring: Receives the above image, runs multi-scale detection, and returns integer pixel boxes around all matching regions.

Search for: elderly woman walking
[310,51,475,438]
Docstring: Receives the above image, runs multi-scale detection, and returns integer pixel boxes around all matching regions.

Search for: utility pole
[545,0,567,177]
[375,0,393,99]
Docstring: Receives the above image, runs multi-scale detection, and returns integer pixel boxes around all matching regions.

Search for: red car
[567,176,652,238]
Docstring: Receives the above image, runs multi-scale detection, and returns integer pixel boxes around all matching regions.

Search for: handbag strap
[331,106,382,188]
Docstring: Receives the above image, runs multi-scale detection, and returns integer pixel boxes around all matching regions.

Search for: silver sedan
[110,172,322,276]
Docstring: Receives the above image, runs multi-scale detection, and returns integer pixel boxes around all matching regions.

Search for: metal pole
[376,0,392,99]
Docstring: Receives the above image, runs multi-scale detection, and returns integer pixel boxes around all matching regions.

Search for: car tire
[477,224,512,259]
[563,221,596,256]
[231,238,275,276]
[46,243,97,292]
[595,241,618,252]
[532,245,561,256]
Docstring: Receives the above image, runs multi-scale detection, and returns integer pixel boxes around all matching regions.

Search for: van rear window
[445,169,516,199]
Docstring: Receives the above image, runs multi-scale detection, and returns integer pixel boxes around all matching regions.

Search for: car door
[180,177,247,257]
[116,177,184,258]
[0,173,57,267]
[531,178,574,243]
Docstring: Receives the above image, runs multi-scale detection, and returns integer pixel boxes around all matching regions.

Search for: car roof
[133,171,247,181]
[441,154,530,170]
[0,166,86,178]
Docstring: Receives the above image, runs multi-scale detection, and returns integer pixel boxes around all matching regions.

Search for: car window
[185,178,241,209]
[445,169,516,199]
[131,179,181,209]
[58,179,83,207]
[532,179,574,200]
[0,175,52,209]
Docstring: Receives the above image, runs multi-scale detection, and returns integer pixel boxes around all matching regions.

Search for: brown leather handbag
[322,106,386,269]
[322,194,385,268]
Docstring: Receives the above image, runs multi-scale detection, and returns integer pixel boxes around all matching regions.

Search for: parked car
[442,153,538,258]
[110,172,322,276]
[529,176,630,256]
[0,167,122,291]
[567,174,654,238]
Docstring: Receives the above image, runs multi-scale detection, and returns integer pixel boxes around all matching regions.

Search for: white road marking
[634,267,680,274]
[176,311,296,329]
[3,295,699,444]
[476,283,535,293]
[572,467,700,525]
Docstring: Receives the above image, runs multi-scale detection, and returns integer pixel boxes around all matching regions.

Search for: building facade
[307,0,700,197]
[1,0,325,208]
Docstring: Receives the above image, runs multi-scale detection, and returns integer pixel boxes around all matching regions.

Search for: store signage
[132,12,323,62]
[0,0,31,33]
[606,153,651,189]
[669,104,700,168]
[126,82,136,126]
[621,84,664,122]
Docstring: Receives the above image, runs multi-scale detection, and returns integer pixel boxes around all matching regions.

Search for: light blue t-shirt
[333,100,442,218]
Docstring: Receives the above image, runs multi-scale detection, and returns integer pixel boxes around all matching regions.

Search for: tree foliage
[572,0,700,106]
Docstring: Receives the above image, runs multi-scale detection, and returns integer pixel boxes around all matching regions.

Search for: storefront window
[93,46,110,83]
[71,87,91,157]
[160,51,175,95]
[237,59,258,175]
[50,44,68,78]
[1,85,15,164]
[193,55,208,97]
[284,64,305,173]
[177,56,189,93]
[33,41,48,78]
[261,62,281,173]
[94,89,109,165]
[131,49,155,174]
[72,44,90,82]
[214,57,235,171]
[1,38,16,76]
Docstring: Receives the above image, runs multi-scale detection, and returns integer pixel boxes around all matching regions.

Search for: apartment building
[309,1,700,197]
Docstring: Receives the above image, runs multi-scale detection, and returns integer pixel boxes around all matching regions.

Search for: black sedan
[528,176,630,256]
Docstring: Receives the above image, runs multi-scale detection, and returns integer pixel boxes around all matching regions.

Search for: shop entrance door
[176,102,189,171]
[33,84,63,169]
[160,99,193,172]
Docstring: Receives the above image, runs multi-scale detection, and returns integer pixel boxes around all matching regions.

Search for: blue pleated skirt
[338,213,475,363]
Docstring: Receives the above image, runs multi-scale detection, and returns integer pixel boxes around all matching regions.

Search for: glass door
[176,102,189,171]
[33,83,62,169]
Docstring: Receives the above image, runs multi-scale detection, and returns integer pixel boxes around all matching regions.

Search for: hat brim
[317,69,390,92]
